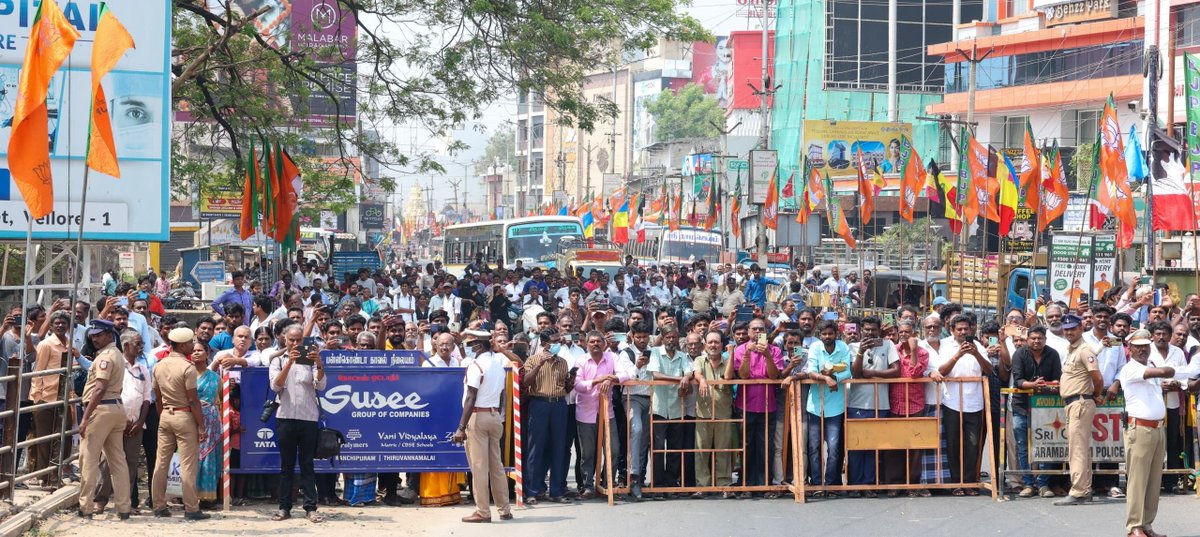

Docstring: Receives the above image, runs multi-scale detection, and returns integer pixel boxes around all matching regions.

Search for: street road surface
[31,494,1200,537]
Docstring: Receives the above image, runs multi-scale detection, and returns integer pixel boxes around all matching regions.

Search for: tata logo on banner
[254,428,277,449]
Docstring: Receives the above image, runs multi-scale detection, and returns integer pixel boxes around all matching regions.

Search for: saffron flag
[983,145,1001,223]
[8,0,80,219]
[856,146,875,225]
[781,171,795,199]
[238,151,256,240]
[1096,95,1137,248]
[763,172,779,230]
[613,199,629,243]
[997,153,1020,236]
[1152,153,1194,231]
[86,2,135,178]
[273,144,301,245]
[1039,142,1069,231]
[262,140,279,233]
[956,128,990,228]
[731,174,742,238]
[824,173,855,248]
[795,159,813,225]
[574,194,592,217]
[805,163,825,212]
[896,136,924,223]
[1019,119,1040,212]
[669,191,683,231]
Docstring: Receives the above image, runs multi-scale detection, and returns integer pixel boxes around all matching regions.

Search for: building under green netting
[771,0,983,184]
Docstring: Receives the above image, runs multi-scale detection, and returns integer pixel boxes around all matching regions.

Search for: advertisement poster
[1049,233,1093,309]
[0,1,171,241]
[236,364,473,472]
[1001,206,1036,253]
[1030,394,1126,462]
[199,191,245,218]
[749,150,777,205]
[1090,234,1117,301]
[802,120,913,175]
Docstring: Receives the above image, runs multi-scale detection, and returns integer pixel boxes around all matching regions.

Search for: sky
[380,0,771,211]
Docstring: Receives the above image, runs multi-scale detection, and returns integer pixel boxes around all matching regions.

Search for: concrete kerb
[0,484,79,537]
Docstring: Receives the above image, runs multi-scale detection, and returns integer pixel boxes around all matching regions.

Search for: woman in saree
[192,342,224,507]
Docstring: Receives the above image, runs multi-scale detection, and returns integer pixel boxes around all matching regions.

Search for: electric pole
[749,7,780,267]
[448,179,463,221]
[711,120,742,250]
[952,42,992,250]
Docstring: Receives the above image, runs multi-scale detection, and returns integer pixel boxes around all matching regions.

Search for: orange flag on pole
[8,0,80,219]
[1097,95,1137,248]
[86,2,135,178]
[824,173,855,248]
[1018,119,1041,212]
[897,135,924,223]
[856,146,875,225]
[763,171,779,230]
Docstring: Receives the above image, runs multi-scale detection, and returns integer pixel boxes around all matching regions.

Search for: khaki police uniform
[77,342,130,515]
[151,352,201,513]
[1060,339,1099,499]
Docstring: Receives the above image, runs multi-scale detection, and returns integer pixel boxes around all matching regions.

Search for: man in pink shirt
[726,317,784,496]
[574,331,635,499]
[883,320,929,494]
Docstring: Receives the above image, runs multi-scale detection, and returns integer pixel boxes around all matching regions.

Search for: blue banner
[236,365,470,473]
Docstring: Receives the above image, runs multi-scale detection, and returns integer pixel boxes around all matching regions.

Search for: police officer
[150,327,210,520]
[1120,330,1176,537]
[1055,314,1103,506]
[77,320,131,520]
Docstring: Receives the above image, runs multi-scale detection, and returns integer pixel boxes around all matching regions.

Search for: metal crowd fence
[583,376,1001,505]
[997,388,1197,487]
[792,376,999,501]
[0,353,83,500]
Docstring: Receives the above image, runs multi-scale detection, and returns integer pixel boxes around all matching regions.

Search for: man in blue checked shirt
[211,271,254,326]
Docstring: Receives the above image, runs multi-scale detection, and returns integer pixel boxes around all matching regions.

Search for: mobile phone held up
[296,337,317,366]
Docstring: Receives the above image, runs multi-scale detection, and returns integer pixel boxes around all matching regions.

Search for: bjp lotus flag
[730,174,742,237]
[1018,119,1040,212]
[669,191,683,231]
[856,146,875,225]
[897,136,924,223]
[86,3,135,178]
[1097,95,1136,248]
[1038,141,1069,231]
[8,0,80,219]
[796,158,814,225]
[763,172,779,230]
[824,172,855,248]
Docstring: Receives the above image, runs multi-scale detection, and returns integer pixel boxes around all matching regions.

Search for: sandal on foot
[271,510,291,521]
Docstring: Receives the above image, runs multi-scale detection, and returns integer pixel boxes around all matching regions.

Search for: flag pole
[10,216,32,487]
[1026,152,1045,310]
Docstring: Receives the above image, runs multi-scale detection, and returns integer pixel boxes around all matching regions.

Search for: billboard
[211,0,357,122]
[198,190,245,219]
[1049,233,1115,309]
[631,77,662,156]
[359,203,385,229]
[749,150,777,205]
[0,1,171,241]
[1030,394,1126,462]
[802,120,913,175]
[728,31,773,111]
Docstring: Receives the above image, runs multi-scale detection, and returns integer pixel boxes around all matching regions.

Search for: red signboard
[574,250,623,263]
[729,30,775,111]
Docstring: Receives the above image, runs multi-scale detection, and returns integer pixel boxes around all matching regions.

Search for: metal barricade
[998,387,1196,497]
[594,378,795,504]
[792,376,1000,502]
[0,352,83,499]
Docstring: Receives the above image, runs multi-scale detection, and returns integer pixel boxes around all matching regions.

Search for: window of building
[945,41,1143,93]
[1176,4,1200,48]
[990,115,1028,149]
[824,0,982,94]
[1059,109,1100,147]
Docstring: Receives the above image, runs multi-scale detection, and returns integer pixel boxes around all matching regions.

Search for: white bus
[442,216,584,275]
[625,224,723,266]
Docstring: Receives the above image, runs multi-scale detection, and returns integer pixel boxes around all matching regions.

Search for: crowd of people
[4,252,1198,535]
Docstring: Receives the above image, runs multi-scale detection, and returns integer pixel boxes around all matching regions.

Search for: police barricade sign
[235,350,468,473]
[1030,394,1126,462]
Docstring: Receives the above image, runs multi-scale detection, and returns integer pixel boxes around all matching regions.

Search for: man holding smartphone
[847,317,900,496]
[620,322,654,501]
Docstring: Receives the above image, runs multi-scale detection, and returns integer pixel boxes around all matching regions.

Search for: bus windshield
[660,230,722,263]
[506,222,583,264]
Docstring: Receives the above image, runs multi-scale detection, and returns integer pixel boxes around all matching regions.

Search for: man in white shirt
[817,267,848,295]
[389,281,418,324]
[429,282,462,325]
[452,330,512,523]
[847,317,900,494]
[931,313,992,491]
[1119,330,1174,537]
[1147,320,1192,494]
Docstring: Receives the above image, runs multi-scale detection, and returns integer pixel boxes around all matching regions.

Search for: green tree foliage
[645,83,724,142]
[474,127,519,172]
[171,0,707,213]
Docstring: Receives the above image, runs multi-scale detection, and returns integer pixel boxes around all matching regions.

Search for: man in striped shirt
[520,328,576,504]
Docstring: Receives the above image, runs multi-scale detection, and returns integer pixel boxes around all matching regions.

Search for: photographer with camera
[267,324,326,523]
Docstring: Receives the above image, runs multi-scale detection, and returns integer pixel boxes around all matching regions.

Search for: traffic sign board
[728,160,749,171]
[190,261,226,284]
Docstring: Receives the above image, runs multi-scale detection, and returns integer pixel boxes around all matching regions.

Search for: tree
[645,83,725,142]
[474,127,519,172]
[171,0,707,214]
